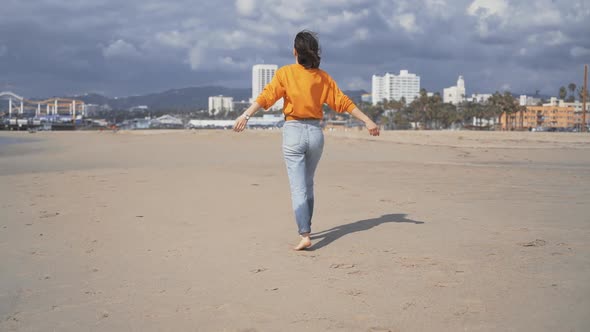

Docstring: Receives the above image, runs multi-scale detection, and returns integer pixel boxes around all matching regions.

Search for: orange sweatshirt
[255,64,357,121]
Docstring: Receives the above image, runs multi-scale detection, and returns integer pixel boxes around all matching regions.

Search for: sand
[1,129,589,331]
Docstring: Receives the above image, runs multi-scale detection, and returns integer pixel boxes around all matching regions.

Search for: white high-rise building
[252,64,283,110]
[372,70,420,105]
[208,95,233,115]
[443,76,466,105]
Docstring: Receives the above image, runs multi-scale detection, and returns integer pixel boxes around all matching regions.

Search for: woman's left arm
[233,69,285,133]
[349,108,380,136]
[326,77,380,136]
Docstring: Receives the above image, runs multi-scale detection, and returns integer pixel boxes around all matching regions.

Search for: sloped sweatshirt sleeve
[255,70,285,110]
[326,77,357,113]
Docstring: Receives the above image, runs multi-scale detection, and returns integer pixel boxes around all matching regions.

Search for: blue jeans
[282,120,324,235]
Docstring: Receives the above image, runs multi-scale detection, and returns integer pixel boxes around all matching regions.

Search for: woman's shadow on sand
[309,213,424,251]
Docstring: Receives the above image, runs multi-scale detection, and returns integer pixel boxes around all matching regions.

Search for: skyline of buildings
[199,65,589,125]
[4,64,585,120]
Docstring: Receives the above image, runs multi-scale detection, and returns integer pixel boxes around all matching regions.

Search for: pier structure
[1,91,86,118]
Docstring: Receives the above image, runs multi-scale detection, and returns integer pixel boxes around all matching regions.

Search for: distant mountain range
[71,87,369,111]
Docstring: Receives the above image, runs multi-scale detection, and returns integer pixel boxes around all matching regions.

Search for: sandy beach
[1,129,589,331]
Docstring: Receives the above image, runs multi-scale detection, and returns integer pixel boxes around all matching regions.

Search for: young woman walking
[233,30,379,250]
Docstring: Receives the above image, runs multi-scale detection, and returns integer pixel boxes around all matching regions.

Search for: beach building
[129,105,149,112]
[187,120,234,129]
[443,76,466,105]
[119,118,151,130]
[519,95,542,106]
[500,105,576,130]
[371,70,420,105]
[188,114,283,129]
[470,93,492,103]
[543,98,590,112]
[151,115,183,129]
[208,95,233,115]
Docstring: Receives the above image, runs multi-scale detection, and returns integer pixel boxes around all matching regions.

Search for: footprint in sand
[518,239,546,247]
[5,313,20,323]
[250,268,267,274]
[39,211,60,219]
[330,263,356,269]
[346,289,362,296]
[367,327,397,332]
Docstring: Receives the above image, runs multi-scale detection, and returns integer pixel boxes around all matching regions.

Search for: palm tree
[440,103,460,129]
[505,91,523,130]
[408,89,428,129]
[488,92,504,130]
[427,93,443,129]
[380,99,405,130]
[366,104,385,123]
[478,102,492,128]
[462,101,489,128]
[488,91,520,130]
[568,83,577,102]
[502,92,514,130]
[559,86,567,100]
[383,98,405,112]
[518,104,527,130]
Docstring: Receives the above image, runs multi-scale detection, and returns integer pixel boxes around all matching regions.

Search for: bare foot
[294,236,312,251]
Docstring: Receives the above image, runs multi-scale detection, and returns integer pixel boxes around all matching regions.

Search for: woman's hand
[349,108,379,136]
[233,103,262,133]
[233,115,248,132]
[365,120,380,136]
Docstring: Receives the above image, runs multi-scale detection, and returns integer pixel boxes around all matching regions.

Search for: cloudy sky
[0,0,588,98]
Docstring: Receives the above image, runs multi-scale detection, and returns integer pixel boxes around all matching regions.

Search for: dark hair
[294,30,321,69]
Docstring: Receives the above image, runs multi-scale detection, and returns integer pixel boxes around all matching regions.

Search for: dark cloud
[0,0,588,98]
